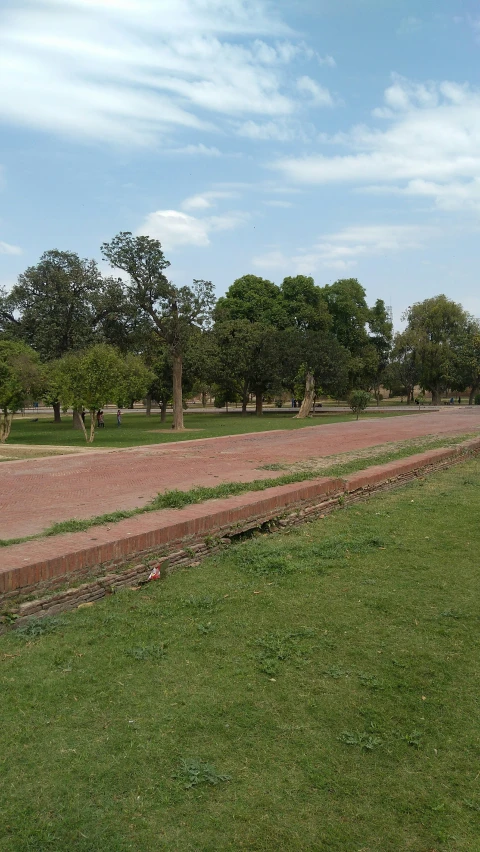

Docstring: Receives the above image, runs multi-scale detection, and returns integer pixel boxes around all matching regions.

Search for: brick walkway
[1,409,479,540]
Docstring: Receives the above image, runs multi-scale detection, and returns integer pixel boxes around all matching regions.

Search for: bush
[474,393,480,406]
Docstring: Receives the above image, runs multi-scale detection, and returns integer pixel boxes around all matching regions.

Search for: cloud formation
[0,0,333,145]
[253,224,434,274]
[274,75,480,211]
[137,208,247,251]
[0,240,22,255]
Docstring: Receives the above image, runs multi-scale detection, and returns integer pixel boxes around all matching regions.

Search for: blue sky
[1,0,480,326]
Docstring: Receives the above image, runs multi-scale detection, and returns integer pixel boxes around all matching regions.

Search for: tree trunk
[469,386,477,405]
[88,410,95,443]
[431,388,441,405]
[242,382,249,415]
[160,401,167,423]
[172,354,184,430]
[53,401,61,423]
[73,409,84,430]
[145,395,152,416]
[255,391,263,416]
[0,411,13,443]
[201,391,207,408]
[294,372,315,419]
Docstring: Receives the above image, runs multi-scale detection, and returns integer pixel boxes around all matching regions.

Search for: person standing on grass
[99,410,105,428]
[117,409,121,427]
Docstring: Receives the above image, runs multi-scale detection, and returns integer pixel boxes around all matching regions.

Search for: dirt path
[1,409,479,539]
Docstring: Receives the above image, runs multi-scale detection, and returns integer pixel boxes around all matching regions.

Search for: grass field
[1,461,479,851]
[7,409,416,449]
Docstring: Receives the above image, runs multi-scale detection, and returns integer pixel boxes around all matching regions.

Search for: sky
[1,0,480,326]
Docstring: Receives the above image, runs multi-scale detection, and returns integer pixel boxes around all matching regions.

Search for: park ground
[1,408,478,540]
[2,409,417,455]
[1,459,479,851]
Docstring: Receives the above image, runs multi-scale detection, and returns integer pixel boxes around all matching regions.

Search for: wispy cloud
[0,0,333,146]
[253,224,435,275]
[274,75,480,212]
[0,240,22,255]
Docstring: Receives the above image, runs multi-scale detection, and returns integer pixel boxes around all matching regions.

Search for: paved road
[1,409,479,539]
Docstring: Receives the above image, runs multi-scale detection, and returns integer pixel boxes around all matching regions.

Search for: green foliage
[0,340,44,441]
[349,389,371,419]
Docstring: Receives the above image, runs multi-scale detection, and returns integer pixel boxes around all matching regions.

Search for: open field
[7,410,416,450]
[1,461,479,851]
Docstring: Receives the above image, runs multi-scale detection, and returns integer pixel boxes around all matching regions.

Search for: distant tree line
[0,232,479,442]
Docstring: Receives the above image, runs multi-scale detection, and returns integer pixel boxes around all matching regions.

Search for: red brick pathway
[1,409,479,540]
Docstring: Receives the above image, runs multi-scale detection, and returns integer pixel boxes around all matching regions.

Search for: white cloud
[182,191,237,210]
[0,0,331,145]
[0,240,22,255]
[296,75,333,106]
[263,200,293,207]
[253,224,435,275]
[170,143,222,156]
[274,75,480,213]
[137,208,247,251]
[237,119,304,141]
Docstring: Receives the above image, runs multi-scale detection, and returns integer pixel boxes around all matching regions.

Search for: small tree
[0,341,44,442]
[57,344,126,442]
[349,389,371,420]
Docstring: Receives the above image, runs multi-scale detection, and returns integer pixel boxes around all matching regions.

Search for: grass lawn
[1,461,479,850]
[7,409,416,449]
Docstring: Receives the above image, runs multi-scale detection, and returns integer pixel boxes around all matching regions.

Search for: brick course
[1,437,479,627]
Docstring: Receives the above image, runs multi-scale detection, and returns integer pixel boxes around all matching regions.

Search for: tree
[0,250,123,423]
[278,328,350,416]
[402,295,469,404]
[0,341,44,442]
[101,232,214,430]
[213,275,285,415]
[212,320,280,415]
[451,319,480,404]
[56,344,150,442]
[321,280,391,394]
[349,389,371,420]
[214,274,286,326]
[385,333,420,403]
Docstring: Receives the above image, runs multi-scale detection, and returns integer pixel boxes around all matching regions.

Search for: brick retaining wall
[1,436,479,629]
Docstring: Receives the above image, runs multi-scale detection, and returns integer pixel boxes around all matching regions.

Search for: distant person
[458,396,461,404]
[96,410,101,428]
[81,408,86,424]
[99,410,105,428]
[117,409,121,427]
[449,397,454,406]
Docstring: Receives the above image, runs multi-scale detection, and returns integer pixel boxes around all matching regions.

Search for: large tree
[279,275,333,417]
[402,295,469,404]
[0,250,123,423]
[101,232,214,430]
[322,279,392,396]
[214,275,285,415]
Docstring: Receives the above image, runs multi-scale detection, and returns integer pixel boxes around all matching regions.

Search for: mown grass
[7,409,415,449]
[0,431,476,548]
[1,461,480,851]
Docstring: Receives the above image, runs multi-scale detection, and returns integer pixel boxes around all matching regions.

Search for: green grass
[8,409,415,448]
[0,431,476,548]
[1,461,480,850]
